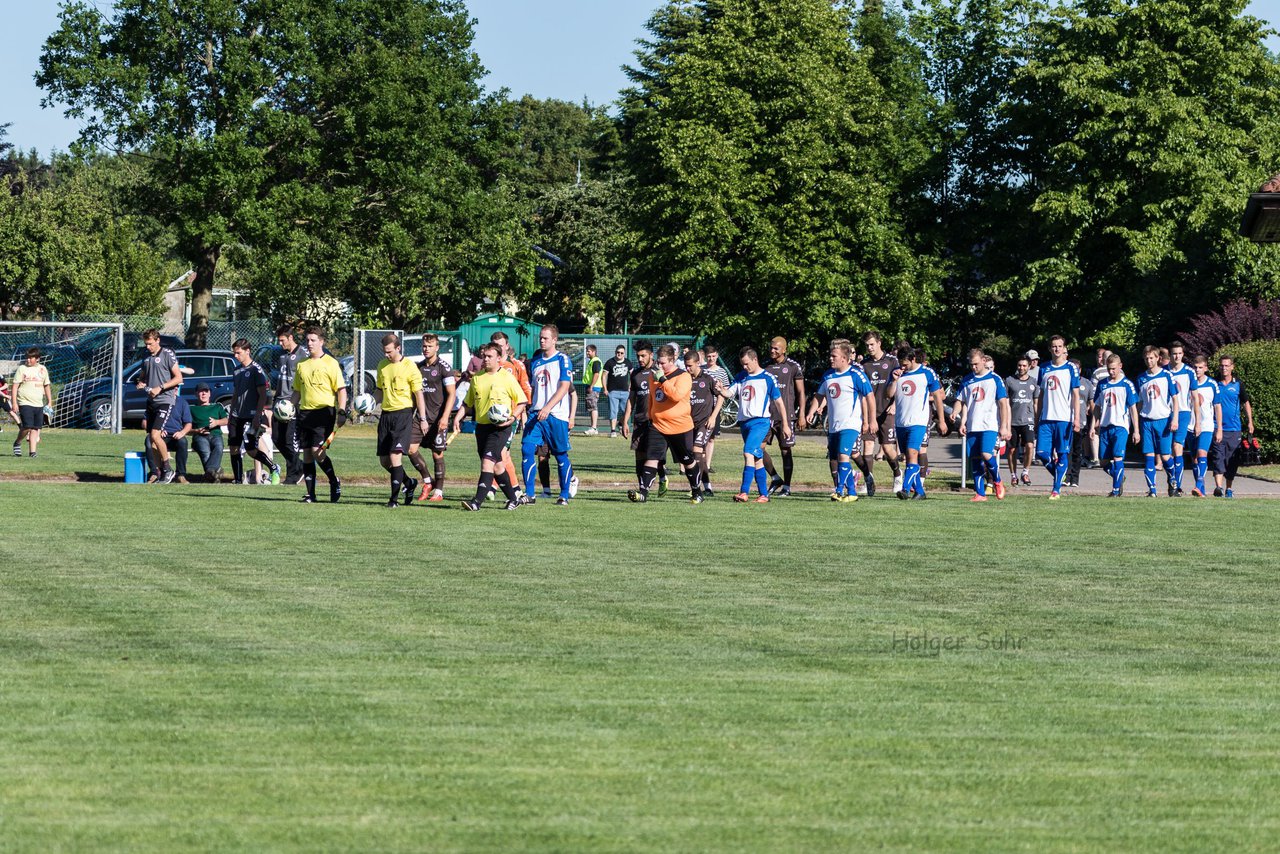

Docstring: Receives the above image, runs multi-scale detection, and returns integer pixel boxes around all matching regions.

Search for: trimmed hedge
[1216,341,1280,463]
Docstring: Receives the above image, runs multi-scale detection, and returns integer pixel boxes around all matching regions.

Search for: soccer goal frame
[0,321,126,434]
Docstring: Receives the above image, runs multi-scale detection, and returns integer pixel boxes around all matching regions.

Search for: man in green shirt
[190,383,229,481]
[582,343,604,435]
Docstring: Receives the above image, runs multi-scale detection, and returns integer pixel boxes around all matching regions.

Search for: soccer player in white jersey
[953,348,1010,502]
[715,347,791,502]
[1090,354,1139,497]
[805,339,875,502]
[521,324,576,505]
[1034,334,1081,500]
[1136,345,1180,497]
[1165,341,1194,494]
[887,346,948,500]
[1188,354,1222,498]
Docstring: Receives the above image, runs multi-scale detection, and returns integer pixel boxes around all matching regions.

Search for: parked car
[58,349,238,429]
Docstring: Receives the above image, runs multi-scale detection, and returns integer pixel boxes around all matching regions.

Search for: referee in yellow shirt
[290,325,348,503]
[374,333,429,508]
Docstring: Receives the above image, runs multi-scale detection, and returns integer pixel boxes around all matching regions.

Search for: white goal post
[0,321,125,434]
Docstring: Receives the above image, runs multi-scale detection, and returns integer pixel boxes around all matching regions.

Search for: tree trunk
[186,245,220,348]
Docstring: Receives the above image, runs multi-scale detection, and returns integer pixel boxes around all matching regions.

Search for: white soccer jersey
[817,368,873,433]
[893,366,942,429]
[726,370,781,422]
[1191,377,1220,433]
[1168,364,1193,413]
[529,351,573,421]
[958,370,1006,433]
[1137,369,1175,420]
[1038,361,1080,423]
[1094,378,1138,429]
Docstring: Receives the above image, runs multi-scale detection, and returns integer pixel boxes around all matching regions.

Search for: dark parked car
[59,349,238,429]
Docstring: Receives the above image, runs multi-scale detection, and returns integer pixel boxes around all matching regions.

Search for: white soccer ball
[353,393,376,414]
[273,398,296,422]
[487,402,511,424]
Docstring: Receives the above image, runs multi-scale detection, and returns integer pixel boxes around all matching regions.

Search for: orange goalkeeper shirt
[649,368,693,433]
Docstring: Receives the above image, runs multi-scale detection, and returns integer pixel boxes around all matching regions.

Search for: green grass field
[2,430,1279,850]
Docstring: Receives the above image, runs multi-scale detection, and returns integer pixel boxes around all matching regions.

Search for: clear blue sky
[2,0,1278,158]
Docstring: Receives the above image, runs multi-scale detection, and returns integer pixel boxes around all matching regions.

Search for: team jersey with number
[417,357,455,421]
[763,357,803,420]
[726,370,781,422]
[958,370,1007,433]
[1168,364,1193,414]
[529,351,574,420]
[293,354,346,410]
[1037,361,1080,423]
[375,357,423,412]
[817,367,873,433]
[861,353,899,414]
[231,359,271,418]
[1094,377,1139,428]
[1190,376,1220,433]
[1137,369,1175,420]
[688,372,718,425]
[893,366,941,429]
[138,348,182,405]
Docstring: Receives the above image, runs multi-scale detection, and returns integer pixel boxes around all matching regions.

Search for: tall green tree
[622,0,933,350]
[1014,0,1280,345]
[39,0,527,341]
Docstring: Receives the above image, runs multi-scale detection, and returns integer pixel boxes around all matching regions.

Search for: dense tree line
[4,0,1279,357]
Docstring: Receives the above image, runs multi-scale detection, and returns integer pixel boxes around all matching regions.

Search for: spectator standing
[582,344,604,435]
[603,345,632,438]
[11,347,52,458]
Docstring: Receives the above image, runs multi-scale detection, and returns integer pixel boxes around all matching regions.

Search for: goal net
[0,322,125,433]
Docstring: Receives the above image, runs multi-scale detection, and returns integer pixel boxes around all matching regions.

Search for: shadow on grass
[75,471,122,483]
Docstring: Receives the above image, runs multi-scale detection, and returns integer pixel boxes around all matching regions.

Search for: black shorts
[18,404,44,430]
[693,425,713,450]
[227,415,263,453]
[659,429,697,467]
[631,421,667,460]
[377,408,415,456]
[874,415,896,447]
[410,413,449,452]
[297,407,336,450]
[765,419,797,449]
[145,399,174,432]
[1,397,13,414]
[475,422,513,462]
[1009,424,1035,451]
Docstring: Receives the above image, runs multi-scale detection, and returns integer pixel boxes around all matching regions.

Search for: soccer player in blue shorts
[953,348,1010,502]
[1166,341,1194,495]
[888,347,949,499]
[1188,355,1221,498]
[715,347,791,503]
[805,339,875,502]
[522,324,576,505]
[1034,335,1080,499]
[1090,354,1139,497]
[1136,345,1180,498]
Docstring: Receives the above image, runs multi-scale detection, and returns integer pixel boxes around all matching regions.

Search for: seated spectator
[190,382,229,482]
[141,395,193,483]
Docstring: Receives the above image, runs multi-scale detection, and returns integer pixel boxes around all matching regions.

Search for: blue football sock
[741,466,754,494]
[522,453,538,497]
[1144,455,1157,491]
[755,466,769,496]
[837,461,852,495]
[1111,460,1125,492]
[1171,455,1183,489]
[1195,456,1208,490]
[986,456,1001,484]
[555,453,574,499]
[905,462,922,495]
[1053,455,1068,491]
